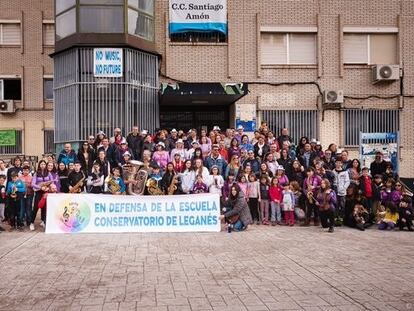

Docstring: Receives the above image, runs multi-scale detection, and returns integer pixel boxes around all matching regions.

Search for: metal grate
[344,109,400,147]
[44,130,55,155]
[260,110,319,145]
[0,130,23,155]
[170,31,226,43]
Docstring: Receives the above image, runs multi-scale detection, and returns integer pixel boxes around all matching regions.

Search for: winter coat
[224,192,253,226]
[332,169,350,196]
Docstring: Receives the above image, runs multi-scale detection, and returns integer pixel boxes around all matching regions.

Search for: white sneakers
[39,221,45,228]
[29,223,35,231]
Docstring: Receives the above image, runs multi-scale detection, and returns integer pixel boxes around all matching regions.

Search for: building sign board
[169,0,227,35]
[93,48,123,78]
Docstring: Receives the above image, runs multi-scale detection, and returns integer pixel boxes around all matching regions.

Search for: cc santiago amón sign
[93,48,123,77]
[45,193,221,233]
[169,0,227,35]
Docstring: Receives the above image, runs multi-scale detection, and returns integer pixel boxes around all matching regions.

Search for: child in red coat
[269,177,283,225]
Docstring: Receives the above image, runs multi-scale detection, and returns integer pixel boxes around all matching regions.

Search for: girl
[269,177,283,225]
[86,161,104,194]
[191,174,208,194]
[161,162,176,194]
[259,162,273,179]
[222,174,236,201]
[247,174,260,224]
[179,160,196,194]
[95,150,110,179]
[315,178,337,233]
[172,153,185,173]
[378,202,399,230]
[275,165,289,188]
[381,178,400,206]
[282,184,295,226]
[303,167,322,226]
[290,181,306,224]
[57,162,69,193]
[47,161,60,192]
[208,166,224,196]
[266,131,276,145]
[31,160,54,229]
[225,154,241,180]
[259,175,270,225]
[18,166,33,229]
[220,184,252,232]
[200,136,211,159]
[191,147,203,163]
[237,174,249,200]
[348,159,361,186]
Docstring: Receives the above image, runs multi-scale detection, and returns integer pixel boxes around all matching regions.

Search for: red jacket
[269,185,283,202]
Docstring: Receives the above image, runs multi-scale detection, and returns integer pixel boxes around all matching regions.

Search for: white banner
[169,0,227,35]
[45,193,221,234]
[93,48,123,77]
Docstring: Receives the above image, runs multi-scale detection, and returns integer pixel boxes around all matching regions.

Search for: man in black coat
[126,126,143,161]
[370,151,388,178]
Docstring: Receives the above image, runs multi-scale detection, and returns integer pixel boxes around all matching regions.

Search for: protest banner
[45,193,220,233]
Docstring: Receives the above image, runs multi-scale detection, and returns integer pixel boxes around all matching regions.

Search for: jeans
[378,221,395,230]
[233,219,246,231]
[20,195,33,226]
[270,201,281,222]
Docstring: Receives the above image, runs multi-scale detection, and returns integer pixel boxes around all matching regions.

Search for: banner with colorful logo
[169,0,227,35]
[45,193,221,234]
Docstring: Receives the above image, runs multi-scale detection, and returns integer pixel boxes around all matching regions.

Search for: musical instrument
[105,175,121,194]
[10,185,17,199]
[167,174,178,195]
[306,177,315,204]
[400,180,413,197]
[123,160,147,195]
[39,181,53,190]
[146,178,164,195]
[69,177,85,193]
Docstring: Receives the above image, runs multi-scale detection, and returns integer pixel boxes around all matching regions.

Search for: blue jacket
[7,179,26,194]
[204,155,227,177]
[57,150,77,166]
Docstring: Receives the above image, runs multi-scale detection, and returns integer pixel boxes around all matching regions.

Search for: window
[56,0,76,15]
[128,0,154,41]
[44,79,53,100]
[170,31,226,43]
[0,23,21,45]
[0,130,23,155]
[79,6,124,33]
[343,33,397,64]
[2,79,21,100]
[343,109,400,146]
[260,110,319,144]
[56,8,76,40]
[261,33,316,65]
[43,23,55,46]
[44,130,55,154]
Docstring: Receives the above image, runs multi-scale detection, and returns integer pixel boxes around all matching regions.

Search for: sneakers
[39,221,45,228]
[29,223,35,231]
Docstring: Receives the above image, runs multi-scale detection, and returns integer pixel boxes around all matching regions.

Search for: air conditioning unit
[323,90,344,108]
[372,64,400,83]
[0,100,16,114]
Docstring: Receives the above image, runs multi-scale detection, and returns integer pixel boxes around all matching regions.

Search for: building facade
[0,0,413,178]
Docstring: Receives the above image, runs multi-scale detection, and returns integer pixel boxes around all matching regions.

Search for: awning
[160,82,248,106]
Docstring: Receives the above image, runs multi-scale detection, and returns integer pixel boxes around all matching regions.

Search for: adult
[204,144,227,177]
[278,148,293,178]
[0,160,8,183]
[253,135,270,161]
[240,135,253,152]
[224,154,241,180]
[57,143,77,166]
[179,159,196,194]
[243,150,260,174]
[170,139,187,160]
[298,143,317,169]
[110,127,124,146]
[95,150,111,179]
[277,128,293,149]
[234,125,245,143]
[98,138,120,169]
[220,184,252,231]
[77,141,96,175]
[340,150,352,170]
[296,137,309,156]
[126,126,143,160]
[370,151,388,178]
[57,162,69,193]
[7,156,23,184]
[227,138,241,160]
[152,142,170,172]
[348,159,361,185]
[193,158,210,182]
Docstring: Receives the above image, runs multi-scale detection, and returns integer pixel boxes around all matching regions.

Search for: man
[253,135,270,161]
[88,135,95,149]
[243,150,260,174]
[298,143,317,169]
[57,143,77,166]
[98,138,120,169]
[204,144,227,177]
[370,151,388,178]
[68,162,86,193]
[340,150,352,170]
[277,128,293,149]
[185,129,198,150]
[168,128,179,149]
[126,126,143,161]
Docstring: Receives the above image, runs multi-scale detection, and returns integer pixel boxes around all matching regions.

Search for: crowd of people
[0,122,412,233]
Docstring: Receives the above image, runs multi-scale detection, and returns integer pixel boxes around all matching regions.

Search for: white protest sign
[93,48,123,77]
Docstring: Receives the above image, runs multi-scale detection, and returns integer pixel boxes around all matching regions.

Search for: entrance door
[160,105,229,132]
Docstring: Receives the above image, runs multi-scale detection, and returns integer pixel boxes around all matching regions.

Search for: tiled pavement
[0,225,413,311]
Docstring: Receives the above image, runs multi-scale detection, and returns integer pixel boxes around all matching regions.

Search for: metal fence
[44,130,55,155]
[260,110,319,145]
[54,47,159,144]
[0,130,23,155]
[344,109,400,146]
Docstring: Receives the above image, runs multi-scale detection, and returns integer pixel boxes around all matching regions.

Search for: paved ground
[0,225,413,311]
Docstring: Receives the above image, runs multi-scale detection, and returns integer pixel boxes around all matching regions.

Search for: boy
[68,161,86,193]
[0,175,6,231]
[105,167,126,195]
[398,195,413,231]
[7,172,26,230]
[332,158,350,225]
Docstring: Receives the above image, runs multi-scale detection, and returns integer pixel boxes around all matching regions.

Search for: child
[290,181,306,224]
[269,177,282,225]
[19,166,34,228]
[259,175,270,225]
[192,175,208,194]
[247,174,260,224]
[378,202,399,230]
[398,195,413,231]
[332,158,350,224]
[104,167,126,195]
[282,184,295,226]
[359,167,373,214]
[208,166,224,196]
[87,161,104,194]
[222,174,236,201]
[371,174,384,223]
[7,172,26,230]
[237,174,248,200]
[37,184,58,224]
[0,175,6,231]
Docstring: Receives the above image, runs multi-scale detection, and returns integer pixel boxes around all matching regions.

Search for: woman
[199,136,211,159]
[93,130,106,150]
[303,167,322,226]
[259,162,273,179]
[191,147,203,163]
[31,160,54,229]
[240,135,253,152]
[161,162,181,194]
[266,131,276,146]
[348,159,361,186]
[328,143,338,160]
[315,179,337,232]
[277,149,292,178]
[220,184,252,231]
[224,154,241,180]
[142,135,155,157]
[57,162,70,193]
[209,131,217,145]
[290,160,305,186]
[228,138,241,160]
[179,160,196,194]
[296,137,309,156]
[194,158,210,182]
[86,161,104,194]
[47,161,60,192]
[152,142,170,172]
[77,141,96,175]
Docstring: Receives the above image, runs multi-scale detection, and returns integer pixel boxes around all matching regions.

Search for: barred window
[0,130,23,155]
[260,110,318,145]
[44,130,55,155]
[0,23,21,45]
[170,31,226,43]
[343,109,400,146]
